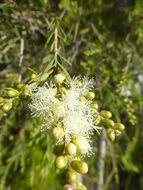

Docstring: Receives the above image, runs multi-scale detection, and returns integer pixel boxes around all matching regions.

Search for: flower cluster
[29,74,125,190]
[29,77,100,156]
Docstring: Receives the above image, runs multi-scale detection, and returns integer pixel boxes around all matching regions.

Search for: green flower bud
[54,74,65,84]
[52,126,64,140]
[66,169,78,184]
[71,160,88,174]
[9,135,14,141]
[91,102,98,110]
[128,99,133,105]
[100,110,112,118]
[30,73,40,82]
[54,156,68,169]
[30,73,37,80]
[107,129,115,142]
[114,123,125,131]
[7,89,19,98]
[101,118,114,128]
[2,102,12,112]
[76,182,87,190]
[16,83,25,90]
[85,92,95,100]
[94,115,101,125]
[22,87,29,97]
[65,143,77,155]
[53,143,65,156]
[0,97,5,103]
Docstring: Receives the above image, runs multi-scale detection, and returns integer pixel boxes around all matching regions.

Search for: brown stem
[54,24,61,95]
[54,26,58,73]
[97,130,106,190]
[18,37,24,82]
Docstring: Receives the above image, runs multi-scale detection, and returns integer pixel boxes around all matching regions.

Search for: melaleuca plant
[0,19,125,190]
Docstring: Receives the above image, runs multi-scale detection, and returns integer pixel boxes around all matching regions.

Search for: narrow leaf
[58,54,72,66]
[46,32,54,45]
[27,68,37,74]
[43,59,54,73]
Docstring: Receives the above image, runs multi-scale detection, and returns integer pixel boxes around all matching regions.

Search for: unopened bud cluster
[0,71,49,115]
[124,97,137,125]
[116,73,136,125]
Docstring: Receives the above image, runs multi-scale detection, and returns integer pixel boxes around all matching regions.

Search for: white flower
[29,77,101,156]
[71,135,93,156]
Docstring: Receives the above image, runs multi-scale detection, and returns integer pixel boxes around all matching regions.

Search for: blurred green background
[0,0,143,190]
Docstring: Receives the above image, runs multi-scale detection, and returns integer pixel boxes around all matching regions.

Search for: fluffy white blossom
[29,77,101,156]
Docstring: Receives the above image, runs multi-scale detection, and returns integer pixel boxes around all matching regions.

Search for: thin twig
[73,22,79,43]
[2,44,15,55]
[59,10,66,20]
[54,24,61,94]
[18,38,24,82]
[70,39,82,63]
[90,22,103,42]
[54,26,58,71]
[97,130,106,190]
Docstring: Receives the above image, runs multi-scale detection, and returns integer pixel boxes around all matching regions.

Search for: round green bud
[0,97,5,103]
[91,102,98,110]
[71,160,88,174]
[85,92,95,100]
[9,135,14,141]
[124,98,128,102]
[16,83,25,90]
[128,99,133,105]
[65,143,77,155]
[2,102,12,112]
[7,89,19,98]
[107,129,115,142]
[30,73,39,82]
[54,156,67,169]
[30,73,37,80]
[100,110,112,119]
[76,182,87,190]
[101,118,114,128]
[66,169,78,184]
[22,88,29,97]
[114,123,125,131]
[53,143,65,156]
[54,74,65,84]
[52,126,64,140]
[94,115,101,125]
